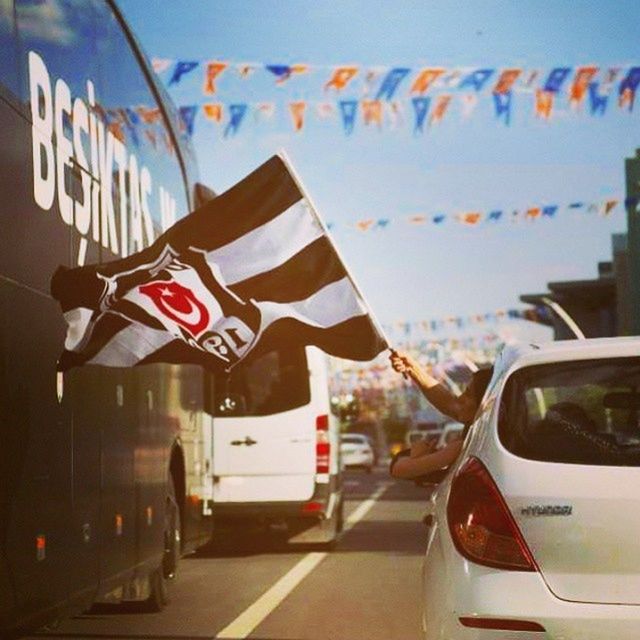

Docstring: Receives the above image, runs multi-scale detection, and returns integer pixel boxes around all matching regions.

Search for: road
[23,469,431,640]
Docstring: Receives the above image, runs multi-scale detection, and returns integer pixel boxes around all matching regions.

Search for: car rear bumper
[424,522,640,639]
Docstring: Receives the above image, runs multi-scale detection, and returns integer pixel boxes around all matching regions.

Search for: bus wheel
[163,476,181,580]
[144,567,168,612]
[145,476,180,612]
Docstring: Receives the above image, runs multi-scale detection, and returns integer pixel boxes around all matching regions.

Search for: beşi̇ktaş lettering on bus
[28,50,177,265]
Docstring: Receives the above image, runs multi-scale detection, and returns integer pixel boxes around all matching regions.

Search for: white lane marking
[343,482,391,532]
[214,481,391,639]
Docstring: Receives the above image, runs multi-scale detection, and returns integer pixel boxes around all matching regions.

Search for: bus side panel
[133,365,171,582]
[96,368,138,593]
[0,282,72,625]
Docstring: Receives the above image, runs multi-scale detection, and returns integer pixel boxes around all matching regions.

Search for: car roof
[493,337,640,383]
[341,433,367,439]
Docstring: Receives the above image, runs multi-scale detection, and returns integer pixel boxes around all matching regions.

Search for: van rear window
[499,358,640,466]
[215,347,310,417]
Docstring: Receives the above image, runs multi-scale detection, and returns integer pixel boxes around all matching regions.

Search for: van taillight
[447,457,537,572]
[316,414,330,474]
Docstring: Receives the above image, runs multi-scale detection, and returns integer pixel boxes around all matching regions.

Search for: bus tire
[163,475,181,580]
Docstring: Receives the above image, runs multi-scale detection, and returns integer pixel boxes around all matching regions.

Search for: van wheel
[336,495,344,534]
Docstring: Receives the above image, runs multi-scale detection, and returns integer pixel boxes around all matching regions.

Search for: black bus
[0,0,216,632]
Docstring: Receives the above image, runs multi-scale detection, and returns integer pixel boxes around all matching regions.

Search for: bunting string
[153,58,640,136]
[331,195,631,232]
[382,305,552,340]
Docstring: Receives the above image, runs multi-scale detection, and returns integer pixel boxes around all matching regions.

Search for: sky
[118,0,638,345]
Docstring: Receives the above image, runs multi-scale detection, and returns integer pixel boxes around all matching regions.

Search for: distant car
[436,422,465,449]
[405,428,441,448]
[340,434,374,472]
[421,338,640,639]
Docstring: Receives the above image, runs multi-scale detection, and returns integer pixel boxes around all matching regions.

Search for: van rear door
[212,347,316,503]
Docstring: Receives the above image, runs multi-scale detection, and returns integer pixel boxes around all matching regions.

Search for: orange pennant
[493,68,521,94]
[203,103,223,122]
[362,100,383,127]
[203,61,227,95]
[108,121,125,144]
[535,90,554,119]
[289,101,306,131]
[410,68,445,94]
[355,219,375,232]
[458,212,482,225]
[325,66,359,91]
[620,87,635,110]
[526,207,541,219]
[603,199,619,215]
[429,95,452,126]
[408,215,427,225]
[570,65,599,106]
[137,106,161,124]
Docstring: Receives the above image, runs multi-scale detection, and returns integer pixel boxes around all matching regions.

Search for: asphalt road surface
[22,469,432,640]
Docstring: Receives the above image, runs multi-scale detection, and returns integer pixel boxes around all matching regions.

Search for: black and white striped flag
[51,155,388,372]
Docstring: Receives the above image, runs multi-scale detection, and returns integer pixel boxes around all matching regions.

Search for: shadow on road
[192,518,427,559]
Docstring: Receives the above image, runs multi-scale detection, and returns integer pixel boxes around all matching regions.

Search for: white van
[209,346,343,546]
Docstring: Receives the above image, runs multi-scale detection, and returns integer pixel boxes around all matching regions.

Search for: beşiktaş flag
[51,155,388,372]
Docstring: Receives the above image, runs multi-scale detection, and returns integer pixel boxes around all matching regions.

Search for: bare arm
[391,440,463,479]
[389,351,477,424]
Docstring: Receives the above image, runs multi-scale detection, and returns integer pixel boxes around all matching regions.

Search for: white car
[422,338,640,639]
[437,421,465,449]
[406,428,441,448]
[340,434,374,472]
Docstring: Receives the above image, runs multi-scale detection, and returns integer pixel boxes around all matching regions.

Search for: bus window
[15,0,191,269]
[93,2,190,238]
[0,0,19,97]
[216,348,311,417]
[16,0,100,104]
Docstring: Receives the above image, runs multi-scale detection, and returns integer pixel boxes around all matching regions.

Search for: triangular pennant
[224,104,248,137]
[255,102,276,120]
[152,58,173,74]
[569,66,599,107]
[325,66,359,91]
[429,95,451,126]
[339,100,358,135]
[316,102,335,119]
[411,97,431,133]
[362,100,383,127]
[460,94,478,119]
[535,90,554,119]
[203,103,223,123]
[289,101,306,132]
[493,69,521,94]
[168,61,199,86]
[202,61,227,95]
[375,67,411,100]
[410,68,445,94]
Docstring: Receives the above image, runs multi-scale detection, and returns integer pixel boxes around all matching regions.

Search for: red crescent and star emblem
[139,281,210,337]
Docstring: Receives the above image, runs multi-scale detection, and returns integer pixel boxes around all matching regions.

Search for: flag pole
[277,149,394,352]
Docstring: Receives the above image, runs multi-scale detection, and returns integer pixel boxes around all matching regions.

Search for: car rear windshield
[499,357,640,466]
[342,436,365,445]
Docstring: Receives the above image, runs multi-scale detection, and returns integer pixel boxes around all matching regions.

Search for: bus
[0,0,216,632]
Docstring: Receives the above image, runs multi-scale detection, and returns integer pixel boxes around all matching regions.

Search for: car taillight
[316,414,330,474]
[447,457,537,571]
